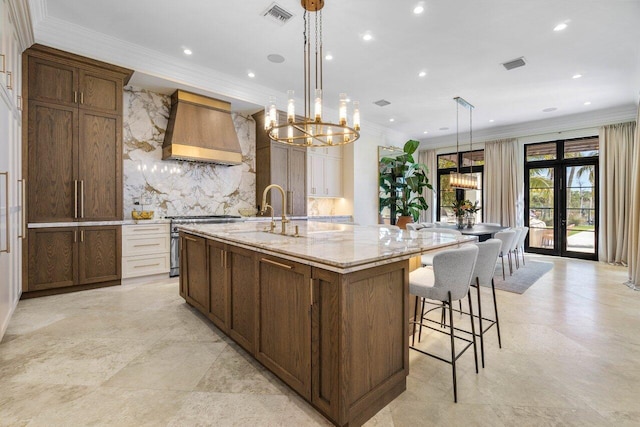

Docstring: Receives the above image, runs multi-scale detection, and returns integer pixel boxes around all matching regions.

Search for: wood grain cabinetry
[27,225,121,292]
[22,45,131,297]
[253,110,307,216]
[24,45,131,223]
[180,231,409,426]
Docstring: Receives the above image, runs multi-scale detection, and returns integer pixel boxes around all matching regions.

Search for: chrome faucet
[260,184,289,234]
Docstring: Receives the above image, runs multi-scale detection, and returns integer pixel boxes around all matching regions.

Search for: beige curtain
[418,149,437,223]
[598,122,636,265]
[627,106,640,290]
[484,138,521,227]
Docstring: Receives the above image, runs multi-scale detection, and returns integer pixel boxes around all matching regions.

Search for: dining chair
[469,239,503,368]
[508,228,523,272]
[419,228,462,266]
[405,223,424,231]
[419,222,436,228]
[478,222,502,227]
[493,230,516,280]
[515,226,529,266]
[409,244,479,402]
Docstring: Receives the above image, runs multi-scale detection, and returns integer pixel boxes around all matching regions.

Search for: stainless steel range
[168,215,243,277]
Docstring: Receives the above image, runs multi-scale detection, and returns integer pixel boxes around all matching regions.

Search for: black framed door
[525,138,598,260]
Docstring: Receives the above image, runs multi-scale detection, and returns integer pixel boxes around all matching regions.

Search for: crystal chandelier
[450,96,478,190]
[265,0,360,147]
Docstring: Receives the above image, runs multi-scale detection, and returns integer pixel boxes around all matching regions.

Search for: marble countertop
[178,221,475,273]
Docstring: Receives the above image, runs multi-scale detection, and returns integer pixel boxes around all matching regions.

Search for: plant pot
[396,216,414,230]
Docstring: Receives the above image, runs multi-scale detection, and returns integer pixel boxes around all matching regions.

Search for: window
[437,150,484,223]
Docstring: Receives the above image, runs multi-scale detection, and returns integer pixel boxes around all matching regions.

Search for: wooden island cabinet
[174,220,469,426]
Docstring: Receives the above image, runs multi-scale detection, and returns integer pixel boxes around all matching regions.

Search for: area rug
[488,260,554,294]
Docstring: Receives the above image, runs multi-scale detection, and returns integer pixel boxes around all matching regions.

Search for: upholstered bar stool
[469,239,503,368]
[409,244,479,402]
[494,230,516,280]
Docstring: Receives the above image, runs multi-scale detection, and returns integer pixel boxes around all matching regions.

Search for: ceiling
[31,0,640,144]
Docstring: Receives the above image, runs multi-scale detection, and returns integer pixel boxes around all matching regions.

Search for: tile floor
[1,255,638,426]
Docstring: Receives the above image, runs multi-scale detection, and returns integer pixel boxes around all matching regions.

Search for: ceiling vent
[262,3,294,26]
[374,99,391,107]
[502,57,526,71]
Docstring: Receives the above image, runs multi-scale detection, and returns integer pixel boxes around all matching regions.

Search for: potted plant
[464,200,480,228]
[379,140,432,228]
[452,199,470,229]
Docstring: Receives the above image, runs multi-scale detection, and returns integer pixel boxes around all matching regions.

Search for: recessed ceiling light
[247,72,255,78]
[413,5,424,14]
[362,33,373,41]
[423,131,429,134]
[489,119,495,123]
[584,101,591,106]
[542,107,558,112]
[553,22,568,32]
[183,48,192,55]
[389,118,395,122]
[267,54,285,63]
[572,74,582,79]
[325,53,333,60]
[418,71,427,77]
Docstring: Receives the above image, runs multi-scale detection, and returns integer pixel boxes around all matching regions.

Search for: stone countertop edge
[28,219,171,228]
[177,221,475,274]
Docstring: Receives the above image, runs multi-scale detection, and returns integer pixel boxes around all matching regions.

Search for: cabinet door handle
[0,54,5,73]
[261,258,294,270]
[0,172,9,253]
[80,229,85,242]
[133,243,159,247]
[74,180,78,218]
[309,278,314,307]
[17,95,22,111]
[18,178,26,239]
[184,235,198,242]
[6,71,12,90]
[80,180,84,218]
[133,227,160,232]
[80,92,84,104]
[74,230,77,243]
[134,263,160,268]
[74,91,78,103]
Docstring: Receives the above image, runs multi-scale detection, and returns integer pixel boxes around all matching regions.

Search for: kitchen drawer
[122,254,170,279]
[122,223,170,236]
[123,234,169,257]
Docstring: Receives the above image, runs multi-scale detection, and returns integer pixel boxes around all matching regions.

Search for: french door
[525,138,598,260]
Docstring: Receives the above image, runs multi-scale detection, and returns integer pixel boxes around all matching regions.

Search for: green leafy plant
[379,140,433,223]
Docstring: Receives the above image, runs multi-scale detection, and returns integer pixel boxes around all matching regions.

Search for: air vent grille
[502,57,526,70]
[262,2,294,25]
[374,99,391,107]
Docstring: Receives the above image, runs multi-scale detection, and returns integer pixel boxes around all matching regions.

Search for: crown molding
[9,0,34,49]
[26,0,44,27]
[420,103,638,150]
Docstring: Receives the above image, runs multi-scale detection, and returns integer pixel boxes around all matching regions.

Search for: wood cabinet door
[183,234,209,313]
[77,226,121,285]
[228,245,257,354]
[28,227,77,291]
[257,255,311,399]
[208,239,228,333]
[27,101,78,223]
[289,147,307,216]
[27,57,78,106]
[268,143,289,216]
[77,111,122,221]
[79,69,122,114]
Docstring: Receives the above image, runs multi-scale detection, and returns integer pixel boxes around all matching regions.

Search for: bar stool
[469,239,503,368]
[409,244,479,402]
[493,230,516,280]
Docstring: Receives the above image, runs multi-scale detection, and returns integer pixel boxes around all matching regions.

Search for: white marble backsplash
[122,87,256,218]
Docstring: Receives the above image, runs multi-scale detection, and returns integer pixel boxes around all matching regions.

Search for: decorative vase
[466,213,475,228]
[396,216,413,230]
[456,216,465,229]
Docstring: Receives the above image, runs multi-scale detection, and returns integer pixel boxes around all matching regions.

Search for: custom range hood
[162,90,242,165]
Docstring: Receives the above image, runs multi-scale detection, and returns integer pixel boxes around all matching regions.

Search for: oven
[168,215,242,277]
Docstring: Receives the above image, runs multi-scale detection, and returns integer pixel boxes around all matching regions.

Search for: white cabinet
[0,0,25,340]
[122,223,170,279]
[307,146,343,198]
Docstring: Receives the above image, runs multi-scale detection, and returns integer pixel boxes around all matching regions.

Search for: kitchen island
[178,221,473,426]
